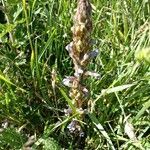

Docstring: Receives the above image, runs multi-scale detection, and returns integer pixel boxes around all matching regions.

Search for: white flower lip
[74,67,84,77]
[62,78,71,87]
[62,76,75,87]
[82,87,89,96]
[65,42,73,52]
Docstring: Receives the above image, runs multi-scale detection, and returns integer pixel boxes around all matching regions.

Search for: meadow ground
[0,0,150,149]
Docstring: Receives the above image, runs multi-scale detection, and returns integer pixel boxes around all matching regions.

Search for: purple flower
[81,49,99,64]
[67,120,79,133]
[88,49,99,58]
[64,108,72,116]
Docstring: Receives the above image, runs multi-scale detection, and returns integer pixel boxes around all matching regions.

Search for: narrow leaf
[0,73,26,92]
[88,113,116,150]
[135,100,150,120]
[59,87,76,114]
[102,83,136,95]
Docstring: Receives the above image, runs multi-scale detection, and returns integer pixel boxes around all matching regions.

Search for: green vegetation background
[0,0,150,149]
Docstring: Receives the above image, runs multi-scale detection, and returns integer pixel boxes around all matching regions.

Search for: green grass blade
[134,99,150,120]
[102,83,136,95]
[59,87,76,114]
[38,29,56,62]
[88,113,116,150]
[0,73,26,92]
[0,74,14,85]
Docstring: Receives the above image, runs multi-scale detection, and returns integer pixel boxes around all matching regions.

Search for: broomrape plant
[63,0,99,144]
[1,0,150,149]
